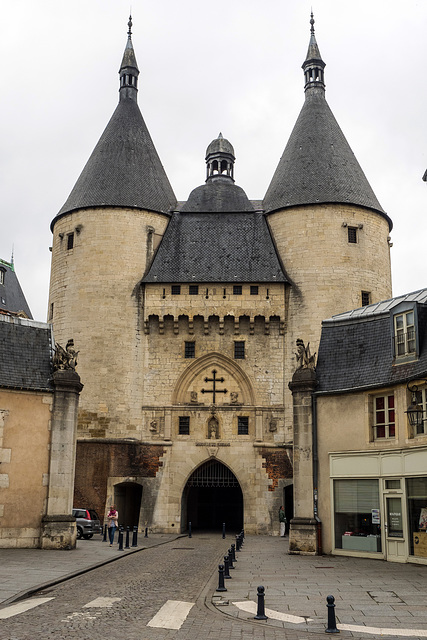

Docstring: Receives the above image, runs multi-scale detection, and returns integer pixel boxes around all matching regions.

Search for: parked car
[72,508,102,539]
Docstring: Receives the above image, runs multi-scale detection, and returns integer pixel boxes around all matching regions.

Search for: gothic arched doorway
[182,460,243,533]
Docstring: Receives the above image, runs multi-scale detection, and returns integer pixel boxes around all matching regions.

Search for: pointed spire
[302,12,325,93]
[119,15,139,102]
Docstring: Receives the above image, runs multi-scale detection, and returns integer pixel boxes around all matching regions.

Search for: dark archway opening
[114,482,142,528]
[183,460,243,533]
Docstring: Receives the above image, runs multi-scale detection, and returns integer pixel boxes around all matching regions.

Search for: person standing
[107,505,119,546]
[279,505,287,537]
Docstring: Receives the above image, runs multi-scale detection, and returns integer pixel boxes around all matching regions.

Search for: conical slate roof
[263,16,391,228]
[52,24,176,227]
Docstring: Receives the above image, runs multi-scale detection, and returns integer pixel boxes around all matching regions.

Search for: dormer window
[394,311,415,357]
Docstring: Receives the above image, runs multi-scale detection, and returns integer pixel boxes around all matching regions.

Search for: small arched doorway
[114,482,142,528]
[182,460,243,533]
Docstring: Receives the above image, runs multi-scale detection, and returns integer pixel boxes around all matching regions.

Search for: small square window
[238,416,249,435]
[348,227,357,243]
[171,285,181,295]
[234,341,245,359]
[185,342,195,358]
[189,285,199,295]
[361,291,371,307]
[67,233,74,250]
[250,285,259,295]
[179,416,190,435]
[233,285,242,295]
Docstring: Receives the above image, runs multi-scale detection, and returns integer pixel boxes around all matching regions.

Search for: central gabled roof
[143,211,287,284]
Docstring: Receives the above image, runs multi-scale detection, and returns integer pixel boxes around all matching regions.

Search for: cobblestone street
[1,534,427,640]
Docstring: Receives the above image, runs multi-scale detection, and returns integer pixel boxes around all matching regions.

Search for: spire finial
[128,14,132,37]
[218,132,223,139]
[310,11,315,35]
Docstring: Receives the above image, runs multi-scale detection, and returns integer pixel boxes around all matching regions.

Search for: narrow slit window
[67,233,74,250]
[348,227,357,244]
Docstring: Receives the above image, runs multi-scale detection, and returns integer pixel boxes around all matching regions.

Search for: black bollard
[236,534,241,551]
[228,548,235,569]
[222,522,226,539]
[216,564,227,592]
[325,595,340,634]
[125,526,130,549]
[254,585,268,620]
[132,526,138,547]
[102,524,107,542]
[240,530,244,546]
[231,543,237,562]
[224,554,232,579]
[188,521,192,538]
[118,529,124,551]
[144,527,148,538]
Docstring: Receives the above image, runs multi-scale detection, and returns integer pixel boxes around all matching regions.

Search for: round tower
[48,18,176,439]
[263,14,393,402]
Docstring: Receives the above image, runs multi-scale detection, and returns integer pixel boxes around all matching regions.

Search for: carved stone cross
[201,370,227,403]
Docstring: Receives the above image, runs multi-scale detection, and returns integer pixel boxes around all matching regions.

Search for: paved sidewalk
[0,532,179,606]
[209,535,427,638]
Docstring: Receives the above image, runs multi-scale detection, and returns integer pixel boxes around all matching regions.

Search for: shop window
[333,479,381,552]
[413,387,427,436]
[178,416,190,435]
[237,416,249,435]
[373,394,395,439]
[184,341,195,359]
[394,310,416,357]
[234,341,245,359]
[407,477,427,557]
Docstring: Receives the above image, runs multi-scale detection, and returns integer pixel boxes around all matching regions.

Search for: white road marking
[338,623,427,637]
[147,599,194,629]
[0,597,54,619]
[233,600,309,624]
[83,597,122,608]
[232,600,427,637]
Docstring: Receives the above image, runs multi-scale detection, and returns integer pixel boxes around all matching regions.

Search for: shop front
[329,448,427,563]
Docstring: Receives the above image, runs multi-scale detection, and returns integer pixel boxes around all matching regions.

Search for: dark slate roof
[143,210,287,283]
[0,315,53,391]
[52,98,176,226]
[263,91,392,228]
[0,259,32,319]
[206,134,235,159]
[181,177,255,213]
[316,288,427,394]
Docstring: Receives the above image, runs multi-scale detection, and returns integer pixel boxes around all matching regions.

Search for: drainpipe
[312,392,322,555]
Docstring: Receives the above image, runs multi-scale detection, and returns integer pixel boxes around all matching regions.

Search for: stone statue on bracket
[294,338,316,370]
[208,416,219,439]
[53,339,79,371]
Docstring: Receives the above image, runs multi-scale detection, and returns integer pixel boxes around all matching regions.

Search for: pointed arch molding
[172,352,256,406]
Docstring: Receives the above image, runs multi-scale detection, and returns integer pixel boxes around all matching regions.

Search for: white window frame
[414,387,427,436]
[373,394,396,440]
[394,311,415,357]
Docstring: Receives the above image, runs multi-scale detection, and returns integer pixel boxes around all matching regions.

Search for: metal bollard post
[325,595,340,633]
[125,526,130,549]
[118,529,124,551]
[240,530,244,546]
[132,526,138,547]
[102,524,107,542]
[230,543,237,562]
[216,564,227,592]
[228,548,235,569]
[222,522,226,539]
[254,585,268,620]
[223,554,231,579]
[144,527,148,538]
[188,521,192,538]
[236,534,241,551]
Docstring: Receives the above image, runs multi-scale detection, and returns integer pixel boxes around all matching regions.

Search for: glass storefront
[334,479,382,552]
[407,477,427,557]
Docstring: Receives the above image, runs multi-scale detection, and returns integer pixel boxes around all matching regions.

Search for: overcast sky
[1,0,426,321]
